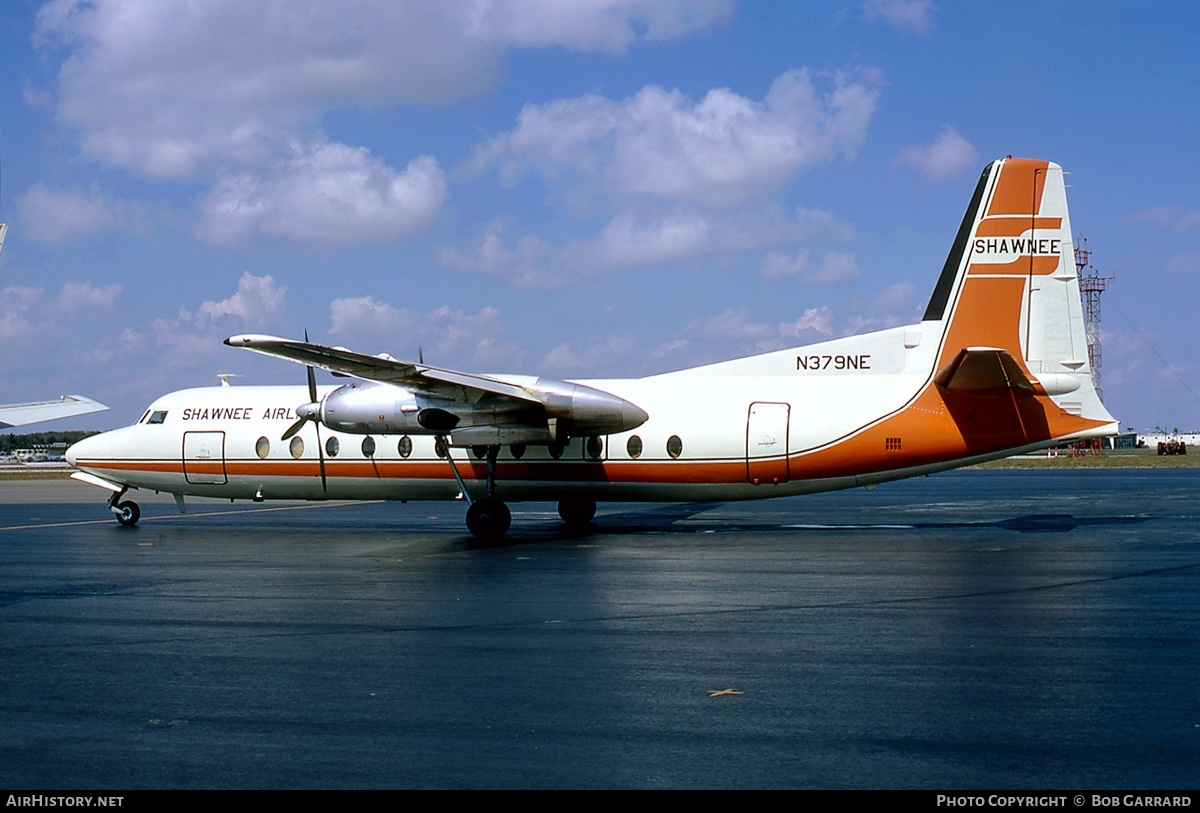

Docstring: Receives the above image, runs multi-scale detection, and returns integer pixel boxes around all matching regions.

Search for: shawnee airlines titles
[180,406,298,421]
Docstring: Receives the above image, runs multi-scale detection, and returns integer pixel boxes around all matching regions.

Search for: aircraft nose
[65,435,91,467]
[66,432,111,468]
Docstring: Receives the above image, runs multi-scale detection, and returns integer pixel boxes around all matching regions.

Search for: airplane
[66,157,1117,539]
[0,223,109,428]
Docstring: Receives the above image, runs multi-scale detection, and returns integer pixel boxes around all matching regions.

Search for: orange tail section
[798,158,1116,481]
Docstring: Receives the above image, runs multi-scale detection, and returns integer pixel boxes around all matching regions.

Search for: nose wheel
[108,492,141,527]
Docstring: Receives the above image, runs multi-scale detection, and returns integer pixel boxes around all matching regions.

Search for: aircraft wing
[0,395,108,429]
[224,334,542,405]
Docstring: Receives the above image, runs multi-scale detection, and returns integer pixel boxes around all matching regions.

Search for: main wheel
[115,500,141,527]
[465,497,511,540]
[558,497,596,528]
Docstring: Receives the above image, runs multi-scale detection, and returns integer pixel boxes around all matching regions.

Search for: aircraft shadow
[480,506,1152,546]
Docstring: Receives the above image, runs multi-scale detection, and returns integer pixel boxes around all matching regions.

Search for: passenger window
[362,436,376,458]
[666,435,683,459]
[325,436,340,458]
[510,443,526,460]
[290,437,304,459]
[586,436,604,460]
[626,435,642,459]
[255,437,270,459]
[398,436,413,458]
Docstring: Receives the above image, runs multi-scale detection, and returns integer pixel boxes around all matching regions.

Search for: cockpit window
[138,410,152,424]
[147,410,168,425]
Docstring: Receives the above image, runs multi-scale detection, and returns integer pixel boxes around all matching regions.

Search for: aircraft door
[746,402,790,485]
[183,431,228,485]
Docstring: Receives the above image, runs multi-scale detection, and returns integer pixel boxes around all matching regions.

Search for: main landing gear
[439,439,598,540]
[108,490,141,527]
[442,441,511,541]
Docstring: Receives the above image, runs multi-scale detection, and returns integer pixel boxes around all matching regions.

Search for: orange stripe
[985,158,1050,217]
[973,216,1062,237]
[75,391,1108,491]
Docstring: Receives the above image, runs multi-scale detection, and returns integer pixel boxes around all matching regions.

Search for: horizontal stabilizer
[933,347,1035,391]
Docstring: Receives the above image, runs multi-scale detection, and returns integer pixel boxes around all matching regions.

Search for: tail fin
[924,158,1115,436]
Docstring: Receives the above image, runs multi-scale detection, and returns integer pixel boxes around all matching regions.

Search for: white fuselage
[65,319,1106,507]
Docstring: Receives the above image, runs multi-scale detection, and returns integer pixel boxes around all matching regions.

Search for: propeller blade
[298,330,325,491]
[281,417,306,441]
[315,422,327,492]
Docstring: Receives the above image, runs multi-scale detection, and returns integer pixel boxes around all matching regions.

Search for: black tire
[465,497,511,540]
[115,500,140,527]
[558,498,597,528]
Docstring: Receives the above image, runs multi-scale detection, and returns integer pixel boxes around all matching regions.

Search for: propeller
[281,363,320,441]
[279,331,327,492]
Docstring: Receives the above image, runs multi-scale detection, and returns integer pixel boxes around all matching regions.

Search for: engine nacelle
[532,378,648,435]
[316,381,536,435]
[309,378,647,440]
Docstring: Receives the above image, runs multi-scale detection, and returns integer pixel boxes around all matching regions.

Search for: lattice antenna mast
[1074,237,1114,401]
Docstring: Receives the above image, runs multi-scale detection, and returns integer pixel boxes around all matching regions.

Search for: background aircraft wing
[0,395,108,429]
[224,334,542,405]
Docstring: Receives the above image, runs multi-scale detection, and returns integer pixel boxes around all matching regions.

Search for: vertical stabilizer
[923,158,1115,431]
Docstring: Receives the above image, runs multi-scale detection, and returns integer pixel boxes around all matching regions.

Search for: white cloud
[539,334,642,377]
[92,273,293,397]
[473,0,732,51]
[440,205,860,288]
[843,281,922,334]
[470,68,882,207]
[1166,253,1200,275]
[862,0,937,34]
[34,1,726,246]
[193,273,287,324]
[16,184,126,243]
[758,250,859,283]
[0,280,121,341]
[636,305,839,373]
[57,281,123,312]
[197,146,447,246]
[328,297,524,370]
[35,0,728,176]
[892,126,979,182]
[437,220,559,288]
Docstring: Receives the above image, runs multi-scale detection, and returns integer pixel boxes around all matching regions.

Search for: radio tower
[1074,237,1113,402]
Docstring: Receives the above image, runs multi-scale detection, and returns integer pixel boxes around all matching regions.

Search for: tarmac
[1,471,1197,789]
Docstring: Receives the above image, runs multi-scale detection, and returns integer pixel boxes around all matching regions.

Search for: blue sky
[1,0,1197,433]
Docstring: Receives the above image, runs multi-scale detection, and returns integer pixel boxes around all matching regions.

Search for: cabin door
[183,431,228,485]
[746,402,790,485]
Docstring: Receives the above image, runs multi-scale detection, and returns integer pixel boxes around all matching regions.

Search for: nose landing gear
[108,490,141,527]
